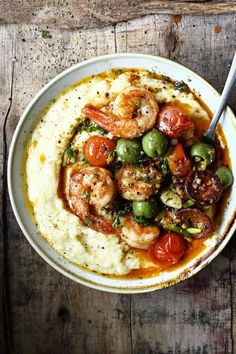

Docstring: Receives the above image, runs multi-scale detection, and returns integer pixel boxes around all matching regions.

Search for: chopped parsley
[41,30,50,39]
[113,69,123,75]
[160,157,169,175]
[112,211,124,228]
[174,80,188,92]
[78,119,106,135]
[93,173,100,178]
[106,151,116,164]
[112,201,132,228]
[134,99,141,108]
[162,75,171,82]
[81,191,90,200]
[66,148,76,158]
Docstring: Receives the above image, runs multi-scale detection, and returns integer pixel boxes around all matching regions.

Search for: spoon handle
[204,51,236,141]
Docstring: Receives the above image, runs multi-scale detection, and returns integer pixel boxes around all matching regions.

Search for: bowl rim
[7,53,236,293]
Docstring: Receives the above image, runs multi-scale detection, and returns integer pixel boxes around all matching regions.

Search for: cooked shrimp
[83,87,158,138]
[68,166,116,234]
[115,164,162,201]
[120,216,160,249]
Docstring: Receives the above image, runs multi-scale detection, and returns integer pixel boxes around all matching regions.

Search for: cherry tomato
[176,208,213,239]
[83,136,116,167]
[185,170,223,206]
[157,105,194,138]
[167,143,192,177]
[150,233,186,267]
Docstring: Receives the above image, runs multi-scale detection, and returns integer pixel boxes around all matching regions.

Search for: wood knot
[172,15,182,24]
[165,28,179,57]
[58,307,70,322]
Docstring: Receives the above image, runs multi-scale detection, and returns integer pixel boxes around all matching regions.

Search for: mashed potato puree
[25,69,210,275]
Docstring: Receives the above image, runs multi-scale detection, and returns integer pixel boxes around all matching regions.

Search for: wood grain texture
[1,23,131,354]
[0,24,16,354]
[0,0,236,29]
[1,10,236,354]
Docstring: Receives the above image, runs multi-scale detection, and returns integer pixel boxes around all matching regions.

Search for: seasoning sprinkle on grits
[25,69,233,276]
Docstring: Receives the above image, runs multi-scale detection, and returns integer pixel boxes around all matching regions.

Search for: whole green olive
[190,141,215,169]
[116,138,143,163]
[215,166,233,189]
[132,198,159,219]
[142,130,169,158]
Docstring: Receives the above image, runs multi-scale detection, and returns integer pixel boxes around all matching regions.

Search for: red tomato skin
[149,233,186,268]
[83,136,116,167]
[157,105,194,138]
[167,143,192,177]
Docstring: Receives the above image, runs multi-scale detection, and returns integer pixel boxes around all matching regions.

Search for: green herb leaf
[106,151,116,164]
[79,119,106,135]
[174,80,188,92]
[66,148,76,158]
[41,30,50,39]
[135,99,141,108]
[93,173,100,178]
[112,201,132,228]
[162,75,171,82]
[81,191,90,200]
[112,214,122,228]
[160,157,169,175]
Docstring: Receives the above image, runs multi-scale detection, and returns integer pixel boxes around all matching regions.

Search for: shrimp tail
[83,104,115,131]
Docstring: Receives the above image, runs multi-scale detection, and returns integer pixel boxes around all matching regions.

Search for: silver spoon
[204,51,236,143]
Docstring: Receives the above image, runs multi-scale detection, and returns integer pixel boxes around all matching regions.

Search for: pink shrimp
[68,166,116,234]
[120,215,160,249]
[83,86,159,138]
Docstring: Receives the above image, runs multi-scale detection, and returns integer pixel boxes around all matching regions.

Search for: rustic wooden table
[1,1,236,353]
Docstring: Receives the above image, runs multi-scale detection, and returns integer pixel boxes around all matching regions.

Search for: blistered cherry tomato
[185,170,223,206]
[150,232,186,267]
[157,105,194,138]
[83,136,116,167]
[167,143,192,177]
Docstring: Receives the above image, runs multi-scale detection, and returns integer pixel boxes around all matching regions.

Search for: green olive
[142,130,169,158]
[116,138,143,163]
[132,198,159,219]
[215,166,233,188]
[190,141,215,170]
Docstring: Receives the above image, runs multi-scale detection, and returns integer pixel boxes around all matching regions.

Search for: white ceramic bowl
[8,53,236,293]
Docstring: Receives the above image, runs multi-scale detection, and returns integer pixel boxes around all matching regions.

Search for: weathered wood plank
[131,255,232,354]
[2,11,236,354]
[0,24,17,354]
[3,23,132,354]
[0,1,236,30]
[115,13,236,354]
